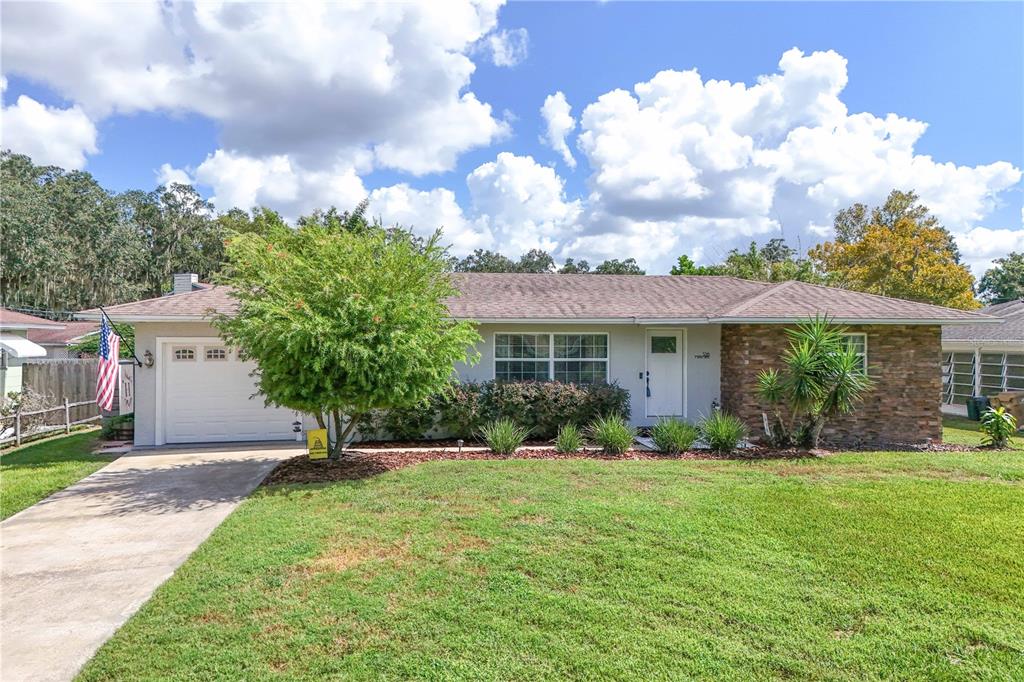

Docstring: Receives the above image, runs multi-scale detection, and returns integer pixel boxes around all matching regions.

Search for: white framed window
[494,333,609,384]
[204,347,228,361]
[841,333,867,374]
[943,351,977,405]
[173,347,196,361]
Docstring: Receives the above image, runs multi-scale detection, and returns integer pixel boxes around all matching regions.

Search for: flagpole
[96,306,143,367]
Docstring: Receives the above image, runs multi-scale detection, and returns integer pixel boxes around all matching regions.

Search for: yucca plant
[980,406,1016,448]
[700,411,748,453]
[554,423,585,453]
[756,315,874,449]
[587,414,636,455]
[478,418,530,456]
[650,418,699,455]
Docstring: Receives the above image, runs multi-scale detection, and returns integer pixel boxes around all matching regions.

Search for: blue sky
[2,1,1021,274]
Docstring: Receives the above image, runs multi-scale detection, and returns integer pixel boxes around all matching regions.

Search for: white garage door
[162,341,296,444]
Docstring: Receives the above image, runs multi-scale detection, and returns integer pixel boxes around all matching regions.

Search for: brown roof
[80,274,997,325]
[27,321,100,346]
[943,299,1024,343]
[0,307,65,329]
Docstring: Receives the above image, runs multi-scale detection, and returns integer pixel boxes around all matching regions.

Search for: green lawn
[1,430,115,519]
[943,414,1024,450]
[79,449,1023,681]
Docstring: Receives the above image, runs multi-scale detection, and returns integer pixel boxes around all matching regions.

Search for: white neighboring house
[0,308,61,395]
[79,272,997,449]
[942,299,1024,415]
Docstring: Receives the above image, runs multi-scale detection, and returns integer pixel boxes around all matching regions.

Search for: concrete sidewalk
[1,443,300,682]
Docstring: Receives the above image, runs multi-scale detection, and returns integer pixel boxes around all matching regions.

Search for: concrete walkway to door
[1,443,300,682]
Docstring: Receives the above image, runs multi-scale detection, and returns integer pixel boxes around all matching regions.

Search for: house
[26,321,100,359]
[942,299,1024,414]
[0,308,63,395]
[79,273,997,448]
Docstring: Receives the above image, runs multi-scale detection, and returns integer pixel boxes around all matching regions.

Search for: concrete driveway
[1,443,300,682]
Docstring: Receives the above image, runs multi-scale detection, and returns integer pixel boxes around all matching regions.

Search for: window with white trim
[495,333,609,384]
[205,347,228,361]
[841,333,867,374]
[173,347,195,361]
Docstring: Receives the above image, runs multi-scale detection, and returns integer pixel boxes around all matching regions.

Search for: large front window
[495,333,608,384]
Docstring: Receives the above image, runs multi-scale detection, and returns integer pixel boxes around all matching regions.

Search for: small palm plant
[756,316,874,449]
[980,407,1016,448]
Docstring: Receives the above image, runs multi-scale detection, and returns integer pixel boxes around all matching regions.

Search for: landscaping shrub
[381,402,437,441]
[980,406,1016,448]
[650,418,699,455]
[700,411,748,453]
[588,414,636,455]
[554,423,584,453]
[479,418,530,455]
[435,383,486,440]
[374,380,631,443]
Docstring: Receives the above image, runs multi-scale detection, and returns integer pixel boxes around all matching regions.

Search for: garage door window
[173,347,196,361]
[205,347,228,361]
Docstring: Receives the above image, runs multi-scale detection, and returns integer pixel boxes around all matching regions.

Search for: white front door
[646,330,684,417]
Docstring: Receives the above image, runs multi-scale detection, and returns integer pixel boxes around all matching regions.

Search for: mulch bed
[350,438,550,450]
[262,446,817,486]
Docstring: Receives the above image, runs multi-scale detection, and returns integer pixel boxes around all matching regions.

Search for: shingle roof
[0,308,65,329]
[943,300,1024,342]
[27,321,100,346]
[81,274,996,326]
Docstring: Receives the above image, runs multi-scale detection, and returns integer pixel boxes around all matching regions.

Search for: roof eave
[711,316,1003,325]
[75,313,211,322]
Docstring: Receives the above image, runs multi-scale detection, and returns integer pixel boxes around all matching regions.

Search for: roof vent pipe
[172,273,198,295]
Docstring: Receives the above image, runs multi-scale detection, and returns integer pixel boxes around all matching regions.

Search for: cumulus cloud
[155,163,193,187]
[482,28,529,67]
[540,91,576,168]
[1,1,508,175]
[569,48,1021,271]
[955,227,1024,276]
[467,152,582,254]
[0,92,97,169]
[367,184,489,255]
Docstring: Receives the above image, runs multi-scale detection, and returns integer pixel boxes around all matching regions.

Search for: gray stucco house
[81,273,996,448]
[942,299,1024,414]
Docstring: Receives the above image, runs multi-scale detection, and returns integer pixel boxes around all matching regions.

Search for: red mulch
[350,438,549,450]
[261,446,818,486]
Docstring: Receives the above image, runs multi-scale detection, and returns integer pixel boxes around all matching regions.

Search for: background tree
[593,258,645,275]
[559,257,590,274]
[516,249,556,273]
[452,249,519,273]
[978,252,1024,303]
[672,240,819,282]
[213,222,480,457]
[810,191,979,309]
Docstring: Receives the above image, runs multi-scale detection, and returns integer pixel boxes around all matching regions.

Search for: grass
[78,448,1024,681]
[1,429,114,519]
[943,414,1024,450]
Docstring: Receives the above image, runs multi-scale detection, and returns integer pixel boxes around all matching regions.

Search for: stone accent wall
[720,324,943,447]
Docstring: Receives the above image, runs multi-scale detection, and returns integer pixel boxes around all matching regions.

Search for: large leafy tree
[978,252,1024,304]
[593,258,645,275]
[809,190,979,309]
[213,223,480,457]
[452,249,519,273]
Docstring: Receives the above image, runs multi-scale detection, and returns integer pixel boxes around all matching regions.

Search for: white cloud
[467,152,582,254]
[570,47,1021,273]
[367,184,489,255]
[540,91,576,168]
[155,163,193,187]
[1,1,509,175]
[955,227,1024,277]
[482,28,529,67]
[0,93,97,169]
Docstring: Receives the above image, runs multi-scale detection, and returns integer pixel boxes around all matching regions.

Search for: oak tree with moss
[213,222,481,457]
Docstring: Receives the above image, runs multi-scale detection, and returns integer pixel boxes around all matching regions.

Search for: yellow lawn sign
[307,428,329,460]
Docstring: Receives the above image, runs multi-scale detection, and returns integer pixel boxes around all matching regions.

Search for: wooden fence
[22,359,99,421]
[0,399,100,446]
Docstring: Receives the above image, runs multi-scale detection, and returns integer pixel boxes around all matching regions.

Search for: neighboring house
[26,321,100,359]
[0,308,63,395]
[942,299,1024,414]
[80,273,997,449]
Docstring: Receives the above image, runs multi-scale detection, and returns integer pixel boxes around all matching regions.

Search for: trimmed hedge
[357,380,631,442]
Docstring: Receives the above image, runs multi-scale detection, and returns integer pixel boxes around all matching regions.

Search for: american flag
[96,316,121,412]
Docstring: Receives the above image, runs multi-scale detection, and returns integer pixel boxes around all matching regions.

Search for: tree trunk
[808,415,826,450]
[328,411,363,459]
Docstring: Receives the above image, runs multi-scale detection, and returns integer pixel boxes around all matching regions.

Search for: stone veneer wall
[720,324,943,447]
